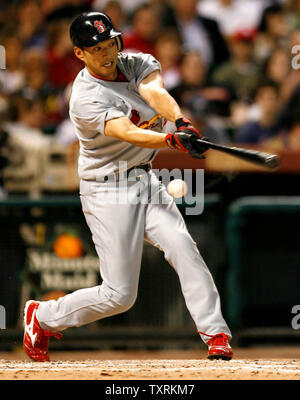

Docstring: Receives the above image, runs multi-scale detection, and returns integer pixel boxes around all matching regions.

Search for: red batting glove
[175,117,202,139]
[165,132,205,159]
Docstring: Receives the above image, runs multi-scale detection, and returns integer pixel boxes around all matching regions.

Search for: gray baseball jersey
[69,52,165,180]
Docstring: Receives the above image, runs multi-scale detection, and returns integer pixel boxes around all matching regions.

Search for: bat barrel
[261,154,280,169]
[196,139,280,169]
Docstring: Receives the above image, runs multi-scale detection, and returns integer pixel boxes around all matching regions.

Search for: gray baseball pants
[37,170,231,343]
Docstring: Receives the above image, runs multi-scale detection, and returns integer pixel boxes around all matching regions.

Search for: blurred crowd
[1,0,300,163]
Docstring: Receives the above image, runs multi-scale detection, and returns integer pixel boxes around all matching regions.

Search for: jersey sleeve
[134,53,162,87]
[70,95,126,137]
[119,52,161,88]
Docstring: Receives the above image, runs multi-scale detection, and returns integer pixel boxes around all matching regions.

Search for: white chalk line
[0,367,299,374]
[0,360,300,374]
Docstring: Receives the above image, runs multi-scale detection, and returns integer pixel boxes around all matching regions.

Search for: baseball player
[23,12,233,362]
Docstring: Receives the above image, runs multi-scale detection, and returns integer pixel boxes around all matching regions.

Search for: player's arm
[105,70,208,156]
[138,70,183,123]
[136,70,208,156]
[104,116,167,148]
[104,67,186,149]
[104,115,208,158]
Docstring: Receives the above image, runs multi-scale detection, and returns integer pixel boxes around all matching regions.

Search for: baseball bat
[196,139,280,169]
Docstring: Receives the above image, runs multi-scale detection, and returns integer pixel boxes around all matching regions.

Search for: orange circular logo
[53,234,83,258]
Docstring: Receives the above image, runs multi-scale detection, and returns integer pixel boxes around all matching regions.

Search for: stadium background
[1,0,300,357]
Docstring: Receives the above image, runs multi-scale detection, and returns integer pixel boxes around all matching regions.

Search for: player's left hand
[175,117,208,157]
[175,117,201,139]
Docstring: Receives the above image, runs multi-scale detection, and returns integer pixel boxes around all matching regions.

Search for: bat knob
[265,154,280,169]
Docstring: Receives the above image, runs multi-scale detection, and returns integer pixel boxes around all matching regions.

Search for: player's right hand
[165,132,208,159]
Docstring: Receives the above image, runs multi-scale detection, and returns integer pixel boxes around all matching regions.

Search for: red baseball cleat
[23,300,62,362]
[206,333,233,361]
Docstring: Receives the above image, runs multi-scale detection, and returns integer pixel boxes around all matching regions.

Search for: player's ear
[73,46,85,62]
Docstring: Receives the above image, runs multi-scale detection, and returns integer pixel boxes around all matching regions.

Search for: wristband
[175,117,191,130]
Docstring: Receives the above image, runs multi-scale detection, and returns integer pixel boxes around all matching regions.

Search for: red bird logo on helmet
[94,20,107,33]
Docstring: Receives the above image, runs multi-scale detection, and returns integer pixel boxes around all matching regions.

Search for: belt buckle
[134,167,143,180]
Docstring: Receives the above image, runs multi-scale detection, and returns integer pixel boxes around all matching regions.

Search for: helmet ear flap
[115,35,123,51]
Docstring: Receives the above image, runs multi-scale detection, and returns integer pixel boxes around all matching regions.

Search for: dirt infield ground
[0,347,300,380]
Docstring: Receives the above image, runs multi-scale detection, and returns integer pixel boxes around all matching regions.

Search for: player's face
[74,38,119,80]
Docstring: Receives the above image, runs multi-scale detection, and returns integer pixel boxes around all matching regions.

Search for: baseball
[167,179,188,198]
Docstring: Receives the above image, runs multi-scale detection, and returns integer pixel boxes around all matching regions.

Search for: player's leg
[144,172,231,345]
[36,179,145,331]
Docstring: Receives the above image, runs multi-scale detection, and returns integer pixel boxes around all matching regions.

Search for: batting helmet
[69,12,123,51]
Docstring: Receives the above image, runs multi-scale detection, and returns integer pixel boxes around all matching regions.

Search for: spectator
[289,27,300,51]
[4,96,50,150]
[0,108,24,198]
[162,0,229,68]
[46,20,83,89]
[197,0,268,38]
[42,0,91,17]
[155,30,182,91]
[0,33,25,96]
[254,3,289,63]
[185,95,231,144]
[20,47,49,99]
[0,122,10,198]
[150,0,173,26]
[41,0,70,17]
[0,3,19,34]
[44,0,90,23]
[280,77,300,131]
[284,0,300,31]
[236,82,284,144]
[167,50,231,142]
[18,46,65,131]
[122,4,161,56]
[263,47,290,89]
[212,28,263,101]
[92,0,144,16]
[279,29,300,104]
[286,121,300,149]
[103,1,127,32]
[170,51,232,122]
[169,51,208,106]
[17,0,46,48]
